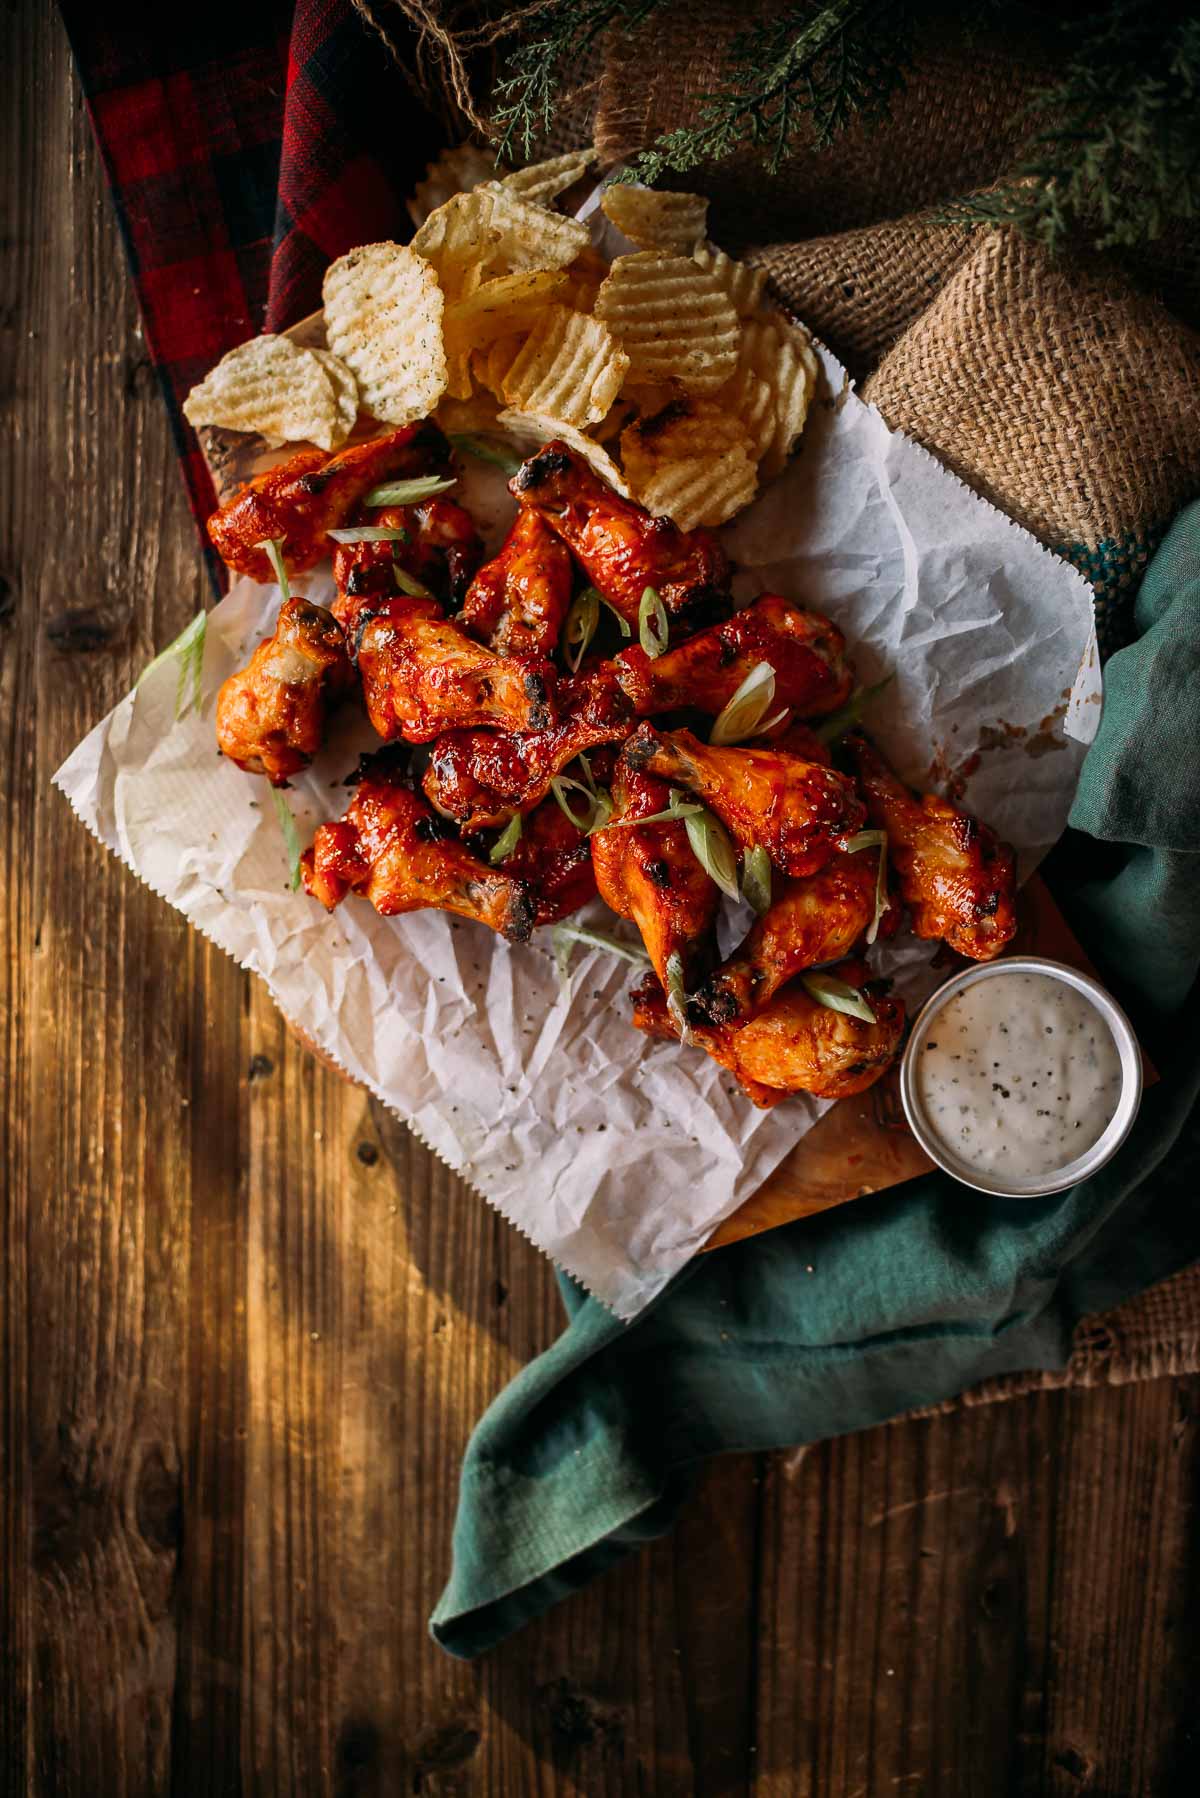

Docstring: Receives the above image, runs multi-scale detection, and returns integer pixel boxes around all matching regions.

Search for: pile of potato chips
[183,147,820,535]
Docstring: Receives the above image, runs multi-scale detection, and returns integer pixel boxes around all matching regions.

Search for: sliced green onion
[607,787,703,830]
[709,661,777,746]
[364,476,457,506]
[586,789,614,834]
[599,594,632,638]
[741,844,772,914]
[140,610,208,720]
[665,950,694,1046]
[684,804,740,901]
[326,525,411,544]
[638,585,668,659]
[394,564,434,599]
[448,434,522,476]
[551,921,651,976]
[254,536,290,601]
[271,787,303,892]
[489,812,523,864]
[562,587,600,673]
[550,775,612,835]
[814,674,895,745]
[801,970,876,1023]
[841,828,889,944]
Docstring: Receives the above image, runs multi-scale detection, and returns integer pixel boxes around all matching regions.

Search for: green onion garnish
[139,610,208,720]
[449,434,522,476]
[815,674,895,745]
[599,593,632,638]
[684,804,741,901]
[270,787,303,892]
[801,970,876,1023]
[394,564,434,599]
[363,476,457,506]
[841,828,889,943]
[665,950,694,1046]
[740,844,772,914]
[551,920,651,978]
[254,536,290,601]
[326,526,411,544]
[549,775,612,835]
[489,813,523,864]
[606,787,703,830]
[562,587,600,673]
[638,585,668,659]
[710,661,778,746]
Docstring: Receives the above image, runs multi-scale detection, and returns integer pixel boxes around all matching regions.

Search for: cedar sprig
[492,0,661,163]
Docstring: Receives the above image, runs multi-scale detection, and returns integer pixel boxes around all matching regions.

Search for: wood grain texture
[2,8,1198,1795]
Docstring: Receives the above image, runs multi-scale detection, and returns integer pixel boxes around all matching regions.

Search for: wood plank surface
[2,8,1198,1795]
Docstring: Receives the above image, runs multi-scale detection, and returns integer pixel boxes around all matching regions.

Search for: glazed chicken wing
[633,959,905,1107]
[332,498,482,610]
[693,850,881,1026]
[357,596,557,745]
[615,594,853,719]
[624,723,865,878]
[422,665,633,831]
[591,763,720,989]
[492,798,597,926]
[846,732,1017,961]
[301,753,534,942]
[511,442,729,624]
[459,508,574,659]
[207,422,451,581]
[216,597,353,786]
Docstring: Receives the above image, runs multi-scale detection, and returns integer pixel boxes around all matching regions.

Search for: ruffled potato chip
[716,360,775,461]
[496,409,633,496]
[620,396,757,529]
[502,148,597,202]
[620,396,750,472]
[322,242,448,426]
[692,243,768,318]
[501,306,629,427]
[560,247,609,313]
[471,333,527,399]
[594,253,739,392]
[310,348,360,445]
[406,143,499,230]
[737,314,820,477]
[601,185,708,254]
[183,334,343,449]
[411,190,501,299]
[480,183,590,273]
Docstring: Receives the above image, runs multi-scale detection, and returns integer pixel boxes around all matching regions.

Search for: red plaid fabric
[59,0,443,574]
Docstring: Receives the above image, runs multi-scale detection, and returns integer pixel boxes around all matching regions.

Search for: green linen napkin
[431,504,1200,1659]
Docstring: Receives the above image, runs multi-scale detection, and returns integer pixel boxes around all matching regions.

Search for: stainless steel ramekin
[899,955,1143,1197]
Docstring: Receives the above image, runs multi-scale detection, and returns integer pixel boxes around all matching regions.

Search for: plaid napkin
[59,0,431,542]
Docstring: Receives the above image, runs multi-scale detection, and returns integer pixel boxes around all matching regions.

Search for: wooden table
[4,11,1198,1793]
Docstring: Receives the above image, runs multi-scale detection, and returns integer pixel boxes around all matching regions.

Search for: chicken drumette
[591,762,720,991]
[356,596,557,744]
[301,752,534,942]
[459,508,575,659]
[332,498,482,610]
[511,442,729,625]
[633,958,905,1107]
[846,732,1017,961]
[491,798,598,926]
[614,594,852,719]
[624,723,865,878]
[216,597,353,785]
[207,422,452,581]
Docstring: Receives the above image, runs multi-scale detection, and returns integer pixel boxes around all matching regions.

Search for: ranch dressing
[914,971,1124,1180]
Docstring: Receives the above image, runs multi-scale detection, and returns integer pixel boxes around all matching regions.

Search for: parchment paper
[54,332,1100,1319]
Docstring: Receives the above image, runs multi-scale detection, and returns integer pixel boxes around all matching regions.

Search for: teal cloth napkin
[431,504,1200,1659]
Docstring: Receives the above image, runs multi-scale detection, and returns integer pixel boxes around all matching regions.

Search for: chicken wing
[590,762,720,989]
[357,597,557,744]
[207,421,452,581]
[492,798,597,926]
[693,851,881,1026]
[614,594,853,718]
[846,731,1017,961]
[623,724,865,877]
[332,498,482,609]
[422,665,633,831]
[215,597,353,786]
[459,508,575,658]
[301,754,534,941]
[633,958,905,1107]
[511,442,729,625]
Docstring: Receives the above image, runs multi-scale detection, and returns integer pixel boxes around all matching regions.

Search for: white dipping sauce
[915,972,1124,1179]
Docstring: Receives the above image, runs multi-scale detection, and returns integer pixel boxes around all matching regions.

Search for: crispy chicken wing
[846,732,1017,961]
[422,665,633,831]
[215,597,353,786]
[492,798,597,925]
[693,851,881,1026]
[624,723,865,877]
[357,596,557,745]
[301,753,534,941]
[459,508,575,659]
[633,958,905,1107]
[615,594,853,718]
[207,422,451,581]
[332,498,482,610]
[591,763,720,988]
[510,442,729,624]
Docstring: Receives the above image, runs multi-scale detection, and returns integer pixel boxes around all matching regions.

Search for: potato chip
[434,390,504,438]
[620,396,750,474]
[496,409,633,496]
[502,148,597,202]
[310,348,360,445]
[560,247,609,313]
[479,183,590,273]
[445,270,570,347]
[411,190,500,299]
[406,143,498,229]
[692,243,768,318]
[322,242,448,426]
[631,445,759,532]
[471,332,527,399]
[594,253,739,392]
[738,314,820,477]
[601,185,708,254]
[717,360,775,460]
[183,334,342,449]
[501,306,629,427]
